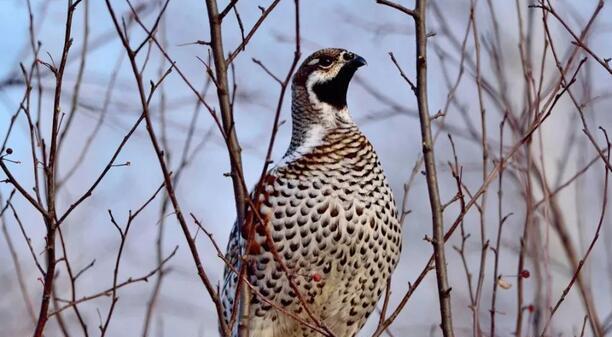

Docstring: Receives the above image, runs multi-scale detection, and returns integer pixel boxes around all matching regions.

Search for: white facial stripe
[307,58,319,66]
[306,71,335,88]
[305,73,334,124]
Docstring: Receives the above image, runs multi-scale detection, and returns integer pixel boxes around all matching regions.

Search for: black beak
[342,52,367,69]
[352,55,367,68]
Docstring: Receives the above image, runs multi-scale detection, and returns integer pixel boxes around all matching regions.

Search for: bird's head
[292,48,366,116]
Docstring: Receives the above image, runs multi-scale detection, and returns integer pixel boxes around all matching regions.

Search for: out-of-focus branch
[538,128,610,336]
[141,17,171,337]
[7,200,45,276]
[56,53,125,186]
[540,3,607,332]
[371,51,585,337]
[225,0,282,65]
[533,1,610,75]
[0,190,37,324]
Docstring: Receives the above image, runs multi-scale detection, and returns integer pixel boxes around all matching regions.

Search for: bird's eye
[318,57,334,68]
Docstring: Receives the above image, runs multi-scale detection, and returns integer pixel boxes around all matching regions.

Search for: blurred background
[1,0,611,336]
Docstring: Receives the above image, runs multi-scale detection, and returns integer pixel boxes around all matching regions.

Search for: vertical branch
[378,0,455,336]
[33,1,80,336]
[376,0,454,337]
[489,116,508,337]
[514,3,535,336]
[204,1,248,336]
[413,2,455,337]
[205,0,247,224]
[57,0,89,157]
[469,2,489,336]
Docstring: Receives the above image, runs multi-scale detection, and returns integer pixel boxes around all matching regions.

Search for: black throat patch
[311,65,358,110]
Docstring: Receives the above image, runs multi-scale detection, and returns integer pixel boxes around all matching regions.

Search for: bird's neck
[285,87,354,158]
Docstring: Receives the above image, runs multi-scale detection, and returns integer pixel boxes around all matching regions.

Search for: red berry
[520,269,530,278]
[527,304,535,313]
[312,273,321,282]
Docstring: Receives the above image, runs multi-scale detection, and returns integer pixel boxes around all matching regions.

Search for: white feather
[276,124,326,168]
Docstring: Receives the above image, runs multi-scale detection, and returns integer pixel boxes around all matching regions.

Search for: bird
[221,48,402,337]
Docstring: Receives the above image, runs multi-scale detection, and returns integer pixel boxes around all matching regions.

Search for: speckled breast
[247,126,402,329]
